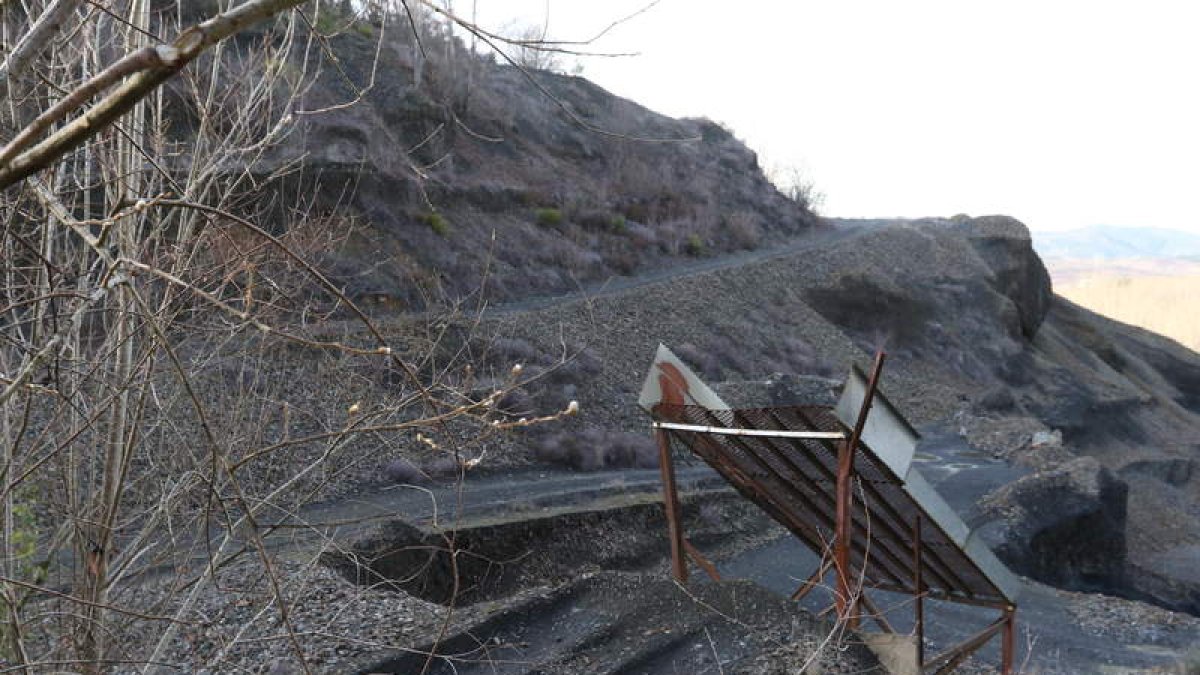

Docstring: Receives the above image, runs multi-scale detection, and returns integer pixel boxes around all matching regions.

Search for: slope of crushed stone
[358,571,883,675]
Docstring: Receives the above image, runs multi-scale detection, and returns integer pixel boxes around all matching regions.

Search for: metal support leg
[684,540,721,581]
[656,428,687,583]
[837,350,886,629]
[791,556,832,601]
[859,592,896,633]
[914,515,925,667]
[835,438,854,625]
[1002,606,1015,675]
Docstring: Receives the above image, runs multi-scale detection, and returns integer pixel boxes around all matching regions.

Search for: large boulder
[980,456,1127,589]
[962,215,1053,338]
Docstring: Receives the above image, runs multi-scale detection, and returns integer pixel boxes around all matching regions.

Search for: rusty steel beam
[836,350,887,626]
[835,438,855,623]
[681,409,911,588]
[684,540,721,582]
[655,428,687,583]
[729,411,916,588]
[859,591,896,634]
[1002,606,1016,675]
[779,407,971,598]
[914,515,925,666]
[870,582,1009,609]
[926,613,1010,674]
[791,556,833,601]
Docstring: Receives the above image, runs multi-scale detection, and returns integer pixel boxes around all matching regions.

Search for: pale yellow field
[1056,273,1200,352]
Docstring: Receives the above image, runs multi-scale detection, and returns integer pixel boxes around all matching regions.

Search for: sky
[463,0,1200,233]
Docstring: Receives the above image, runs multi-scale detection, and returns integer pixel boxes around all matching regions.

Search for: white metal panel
[964,533,1023,603]
[638,343,731,412]
[834,366,918,478]
[903,468,971,547]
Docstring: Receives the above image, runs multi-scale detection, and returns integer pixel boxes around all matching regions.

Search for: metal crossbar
[650,421,845,440]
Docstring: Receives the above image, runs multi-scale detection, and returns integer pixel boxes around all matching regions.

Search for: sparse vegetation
[685,233,706,256]
[727,211,762,249]
[419,210,451,236]
[767,164,826,215]
[535,207,565,227]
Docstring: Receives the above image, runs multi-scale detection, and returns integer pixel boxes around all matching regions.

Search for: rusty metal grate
[653,403,1010,605]
[638,343,1018,673]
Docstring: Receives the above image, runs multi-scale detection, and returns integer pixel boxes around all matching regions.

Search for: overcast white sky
[465,0,1200,233]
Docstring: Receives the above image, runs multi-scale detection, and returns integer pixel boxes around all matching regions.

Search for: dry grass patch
[1057,274,1200,352]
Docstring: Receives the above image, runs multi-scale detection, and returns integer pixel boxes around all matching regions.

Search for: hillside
[202,14,819,309]
[10,6,1200,673]
[147,22,1200,673]
[179,213,1200,671]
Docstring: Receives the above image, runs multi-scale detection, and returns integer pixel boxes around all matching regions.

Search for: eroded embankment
[321,490,774,606]
[323,492,883,675]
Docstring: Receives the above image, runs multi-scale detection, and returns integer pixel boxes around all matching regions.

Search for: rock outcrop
[981,457,1128,589]
[962,215,1054,338]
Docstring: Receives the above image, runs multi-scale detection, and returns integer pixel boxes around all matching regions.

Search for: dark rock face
[982,457,1128,589]
[962,215,1053,338]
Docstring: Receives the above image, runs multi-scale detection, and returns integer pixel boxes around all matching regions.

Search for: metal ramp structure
[638,344,1019,674]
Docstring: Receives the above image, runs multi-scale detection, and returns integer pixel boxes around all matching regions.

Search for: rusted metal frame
[676,410,859,558]
[1002,606,1016,675]
[896,497,985,598]
[770,408,968,598]
[677,429,832,558]
[839,349,885,627]
[791,555,833,601]
[914,515,925,666]
[727,412,916,589]
[690,411,911,591]
[858,591,896,633]
[835,438,857,624]
[925,612,1009,674]
[781,407,970,596]
[655,428,688,583]
[724,408,912,581]
[777,407,965,590]
[869,581,1008,609]
[683,540,721,581]
[852,477,974,600]
[652,420,845,440]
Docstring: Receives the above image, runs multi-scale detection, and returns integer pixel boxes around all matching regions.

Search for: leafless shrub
[727,211,763,250]
[0,2,593,671]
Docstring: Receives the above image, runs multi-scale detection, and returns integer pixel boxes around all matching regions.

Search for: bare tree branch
[0,0,312,190]
[0,0,83,88]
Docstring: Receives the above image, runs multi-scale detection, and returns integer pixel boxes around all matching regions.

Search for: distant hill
[1036,225,1200,354]
[1033,225,1200,260]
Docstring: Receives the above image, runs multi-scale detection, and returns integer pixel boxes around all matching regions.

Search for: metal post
[1002,606,1015,675]
[656,428,687,583]
[914,515,925,667]
[835,437,854,624]
[837,350,887,627]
